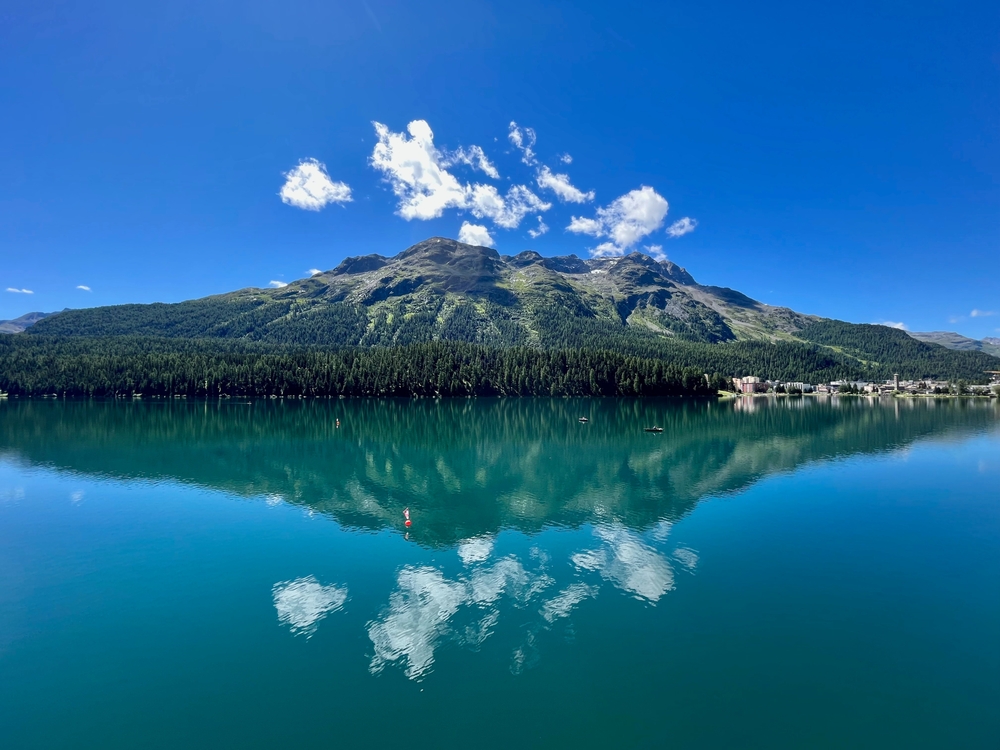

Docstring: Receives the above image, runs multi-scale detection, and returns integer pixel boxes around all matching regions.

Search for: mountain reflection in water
[1,396,998,682]
[1,397,996,544]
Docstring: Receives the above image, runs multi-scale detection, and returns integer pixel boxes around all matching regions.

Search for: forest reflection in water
[1,396,996,545]
[1,396,999,691]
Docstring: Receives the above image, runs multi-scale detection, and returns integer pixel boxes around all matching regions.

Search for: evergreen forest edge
[2,328,997,399]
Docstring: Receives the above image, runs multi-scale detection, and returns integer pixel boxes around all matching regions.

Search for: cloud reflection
[273,576,348,637]
[368,548,555,680]
[365,526,697,680]
[572,525,676,603]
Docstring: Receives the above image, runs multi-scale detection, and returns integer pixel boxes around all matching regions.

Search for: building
[783,382,814,393]
[732,376,768,394]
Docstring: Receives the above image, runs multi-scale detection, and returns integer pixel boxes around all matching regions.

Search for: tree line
[0,336,723,398]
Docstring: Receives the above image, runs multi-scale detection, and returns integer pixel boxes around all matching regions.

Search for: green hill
[8,237,999,388]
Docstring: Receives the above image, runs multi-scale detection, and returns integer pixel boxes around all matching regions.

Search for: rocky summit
[25,237,818,346]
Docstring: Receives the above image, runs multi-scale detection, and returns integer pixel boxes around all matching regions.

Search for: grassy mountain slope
[20,237,1000,382]
[909,330,1000,358]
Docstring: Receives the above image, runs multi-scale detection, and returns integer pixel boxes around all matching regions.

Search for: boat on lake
[644,426,664,433]
[578,417,589,423]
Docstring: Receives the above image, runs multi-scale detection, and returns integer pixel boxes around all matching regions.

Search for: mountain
[13,237,1000,382]
[908,331,1000,358]
[0,311,57,334]
[26,237,815,345]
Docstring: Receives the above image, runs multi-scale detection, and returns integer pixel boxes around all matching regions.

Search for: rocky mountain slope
[27,237,816,346]
[0,311,57,334]
[13,237,1000,381]
[908,331,1000,358]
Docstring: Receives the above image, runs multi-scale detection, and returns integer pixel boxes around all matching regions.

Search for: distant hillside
[17,237,1000,383]
[908,331,1000,357]
[0,311,58,334]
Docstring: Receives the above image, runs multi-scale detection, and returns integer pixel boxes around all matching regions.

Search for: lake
[1,397,998,748]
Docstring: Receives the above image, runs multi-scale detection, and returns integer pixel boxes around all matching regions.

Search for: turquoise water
[1,397,998,748]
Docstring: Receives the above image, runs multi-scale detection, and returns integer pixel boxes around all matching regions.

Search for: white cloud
[560,153,573,164]
[280,158,352,211]
[6,288,33,294]
[536,166,594,203]
[971,309,995,318]
[644,244,667,261]
[665,217,698,238]
[877,321,908,330]
[371,120,477,221]
[527,217,549,239]
[371,120,545,231]
[445,145,500,179]
[590,242,621,258]
[273,576,348,637]
[508,121,537,166]
[567,186,670,256]
[76,285,91,291]
[308,269,323,276]
[566,216,603,236]
[458,222,495,248]
[268,280,288,288]
[468,184,550,229]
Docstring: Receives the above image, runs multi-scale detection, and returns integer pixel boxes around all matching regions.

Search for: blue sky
[2,0,998,338]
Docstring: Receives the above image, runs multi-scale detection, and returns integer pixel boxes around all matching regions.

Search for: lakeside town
[730,372,1000,397]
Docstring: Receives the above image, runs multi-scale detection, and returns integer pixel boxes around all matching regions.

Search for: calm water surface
[1,397,998,748]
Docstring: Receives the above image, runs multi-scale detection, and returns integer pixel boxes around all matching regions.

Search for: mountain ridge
[9,237,1000,382]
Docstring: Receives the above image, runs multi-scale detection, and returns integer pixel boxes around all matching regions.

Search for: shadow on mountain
[0,397,996,545]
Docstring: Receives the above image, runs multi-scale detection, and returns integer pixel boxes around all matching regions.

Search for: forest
[2,326,996,398]
[0,336,725,397]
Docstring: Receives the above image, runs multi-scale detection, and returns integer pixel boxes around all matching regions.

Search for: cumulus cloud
[877,321,908,330]
[458,222,495,248]
[268,280,288,288]
[566,216,603,236]
[971,309,996,318]
[76,285,91,291]
[273,576,348,637]
[567,186,670,256]
[560,153,573,164]
[371,120,547,231]
[508,121,537,165]
[280,158,352,210]
[467,184,550,229]
[536,166,594,203]
[6,288,33,294]
[371,120,470,220]
[665,217,698,238]
[445,145,500,179]
[527,217,549,239]
[308,269,323,276]
[644,244,667,261]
